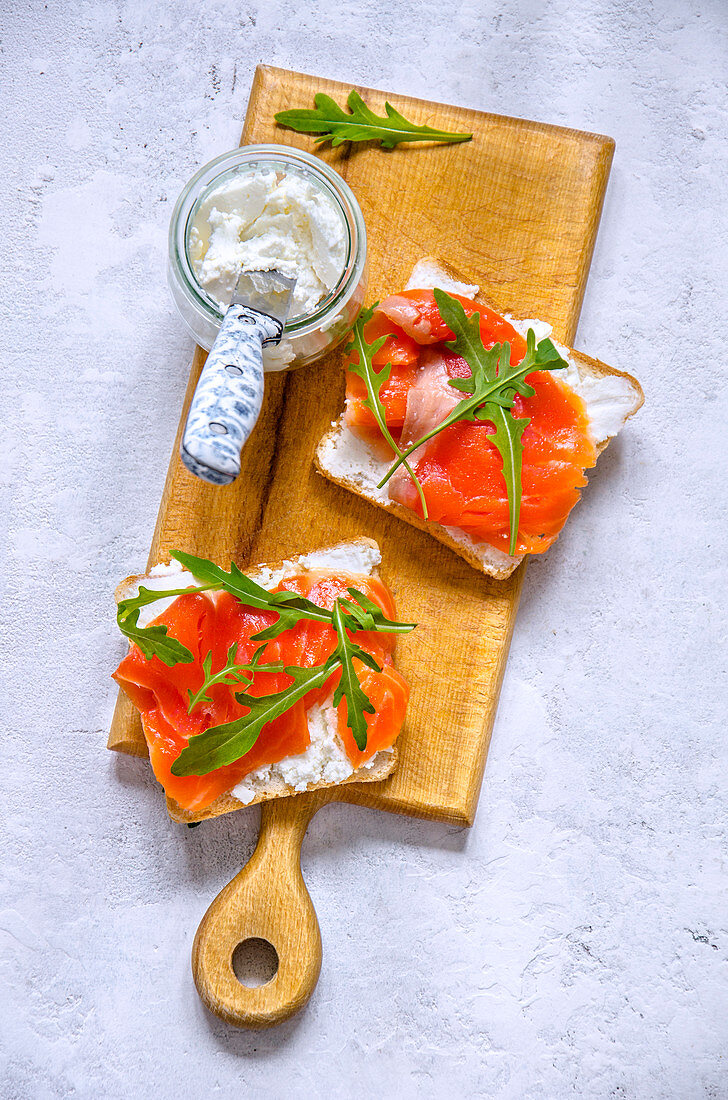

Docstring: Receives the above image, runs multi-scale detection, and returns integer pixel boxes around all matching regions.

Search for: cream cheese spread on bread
[508,316,639,444]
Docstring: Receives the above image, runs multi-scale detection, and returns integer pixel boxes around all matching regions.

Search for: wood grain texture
[192,792,327,1028]
[108,66,614,1028]
[109,65,614,827]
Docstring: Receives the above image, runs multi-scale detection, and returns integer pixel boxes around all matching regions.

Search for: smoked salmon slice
[113,570,408,812]
[377,289,528,355]
[344,289,597,556]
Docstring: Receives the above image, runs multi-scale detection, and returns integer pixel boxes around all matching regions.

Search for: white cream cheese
[507,316,638,444]
[259,542,381,587]
[231,702,355,804]
[131,563,204,627]
[188,169,347,320]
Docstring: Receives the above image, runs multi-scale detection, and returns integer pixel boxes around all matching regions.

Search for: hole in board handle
[209,421,228,435]
[231,938,279,988]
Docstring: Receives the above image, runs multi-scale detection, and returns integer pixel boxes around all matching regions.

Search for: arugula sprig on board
[375,289,569,556]
[346,306,429,519]
[275,90,472,149]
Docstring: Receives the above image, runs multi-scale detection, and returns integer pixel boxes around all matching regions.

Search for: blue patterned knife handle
[180,304,282,485]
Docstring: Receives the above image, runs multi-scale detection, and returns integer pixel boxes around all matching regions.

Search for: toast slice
[114,538,400,823]
[315,260,644,580]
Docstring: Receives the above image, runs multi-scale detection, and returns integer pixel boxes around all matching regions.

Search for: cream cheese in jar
[168,146,367,370]
[188,170,347,317]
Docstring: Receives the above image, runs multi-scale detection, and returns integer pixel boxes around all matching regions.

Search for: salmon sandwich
[113,539,412,822]
[316,260,644,579]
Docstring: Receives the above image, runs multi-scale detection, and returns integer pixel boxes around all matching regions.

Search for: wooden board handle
[191,790,335,1028]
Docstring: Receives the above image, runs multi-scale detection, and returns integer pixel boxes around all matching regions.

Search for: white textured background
[2,1,727,1097]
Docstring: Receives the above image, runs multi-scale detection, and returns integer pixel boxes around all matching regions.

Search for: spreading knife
[180,268,297,485]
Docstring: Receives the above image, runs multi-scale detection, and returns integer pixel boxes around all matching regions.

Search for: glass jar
[167,145,367,370]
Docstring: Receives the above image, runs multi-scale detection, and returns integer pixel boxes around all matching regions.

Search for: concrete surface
[2,1,727,1097]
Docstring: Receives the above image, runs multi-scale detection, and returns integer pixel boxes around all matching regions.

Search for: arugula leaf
[330,602,381,752]
[187,648,232,711]
[118,582,217,620]
[118,607,195,666]
[170,550,333,640]
[376,290,568,555]
[116,583,218,665]
[480,402,531,556]
[275,90,472,149]
[187,644,286,712]
[171,658,339,776]
[339,587,416,635]
[118,552,417,670]
[346,307,429,519]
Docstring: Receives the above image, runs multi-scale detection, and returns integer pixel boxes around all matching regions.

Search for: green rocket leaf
[330,601,381,752]
[171,659,339,776]
[346,305,429,518]
[376,290,569,555]
[275,89,472,149]
[117,607,195,666]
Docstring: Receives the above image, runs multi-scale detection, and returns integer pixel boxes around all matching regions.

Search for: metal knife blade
[231,268,297,337]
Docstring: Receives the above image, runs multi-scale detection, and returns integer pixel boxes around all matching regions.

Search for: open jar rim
[168,144,367,339]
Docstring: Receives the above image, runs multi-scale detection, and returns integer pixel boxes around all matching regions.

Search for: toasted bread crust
[165,748,397,823]
[315,425,522,578]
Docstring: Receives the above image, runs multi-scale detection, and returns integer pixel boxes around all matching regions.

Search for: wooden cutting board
[108,65,614,1028]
